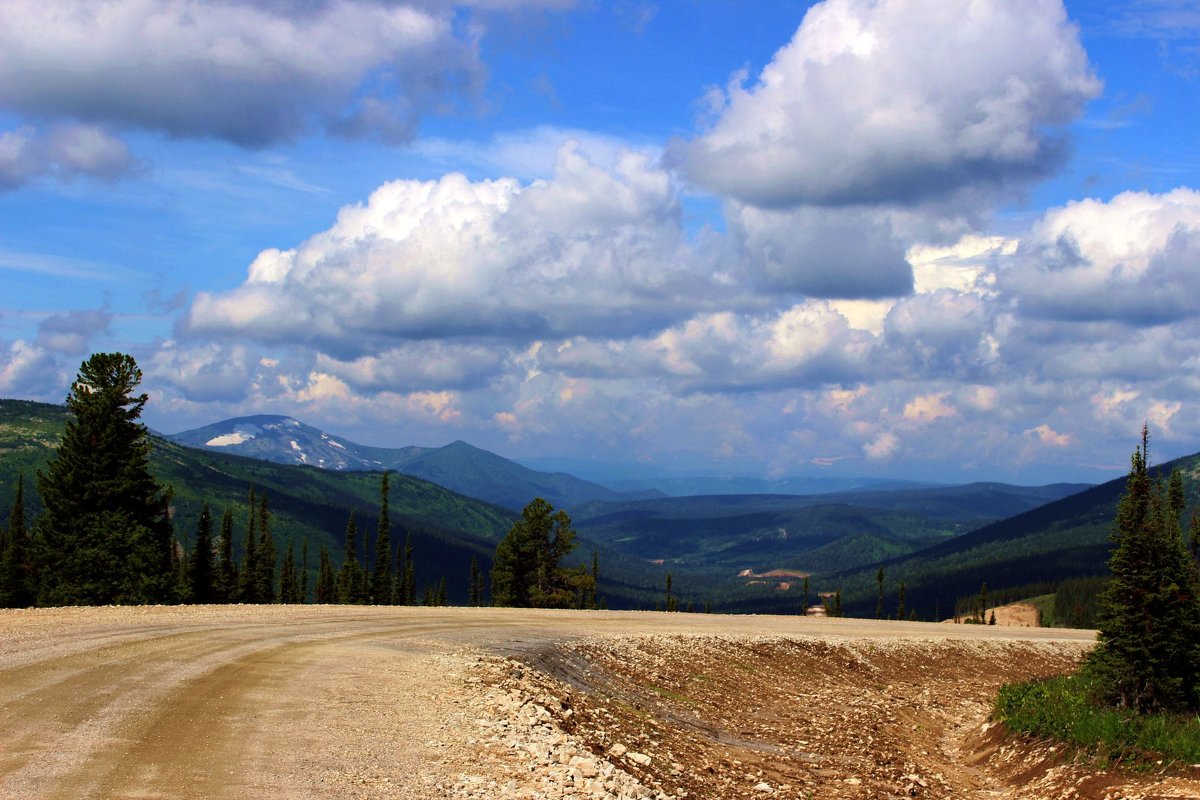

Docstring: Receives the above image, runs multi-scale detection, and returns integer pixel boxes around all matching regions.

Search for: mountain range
[168,415,658,512]
[7,399,1180,617]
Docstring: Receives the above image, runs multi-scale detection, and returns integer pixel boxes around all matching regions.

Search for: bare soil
[1,606,1196,800]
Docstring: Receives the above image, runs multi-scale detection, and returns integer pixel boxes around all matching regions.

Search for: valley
[3,605,1196,799]
[2,398,1139,619]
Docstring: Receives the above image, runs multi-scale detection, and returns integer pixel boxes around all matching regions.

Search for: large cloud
[727,203,913,298]
[668,0,1099,209]
[1002,188,1200,325]
[0,0,570,146]
[184,144,733,351]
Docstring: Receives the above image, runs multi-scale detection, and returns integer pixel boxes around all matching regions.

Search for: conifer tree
[491,498,580,608]
[214,507,236,603]
[188,503,216,603]
[875,565,885,620]
[337,510,361,604]
[299,539,309,603]
[801,576,810,616]
[279,540,297,603]
[370,472,392,604]
[978,582,988,624]
[254,492,276,603]
[401,531,415,605]
[1169,469,1186,521]
[1189,508,1199,561]
[34,353,174,605]
[238,487,258,602]
[897,581,907,621]
[833,590,843,617]
[436,576,447,606]
[1084,428,1200,712]
[422,584,434,606]
[0,474,34,608]
[468,555,481,607]
[665,572,677,612]
[315,546,336,603]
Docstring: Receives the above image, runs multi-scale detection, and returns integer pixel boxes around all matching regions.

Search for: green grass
[995,673,1200,770]
[1025,593,1055,626]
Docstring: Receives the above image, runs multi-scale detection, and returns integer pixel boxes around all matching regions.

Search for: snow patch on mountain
[206,430,255,447]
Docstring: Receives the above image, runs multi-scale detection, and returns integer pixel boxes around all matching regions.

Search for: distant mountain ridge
[168,415,657,511]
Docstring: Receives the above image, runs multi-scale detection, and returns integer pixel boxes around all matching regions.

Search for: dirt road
[0,606,1194,799]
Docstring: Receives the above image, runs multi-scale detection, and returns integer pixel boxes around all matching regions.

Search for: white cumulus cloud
[0,0,571,146]
[669,0,1099,209]
[1003,188,1200,324]
[185,143,730,351]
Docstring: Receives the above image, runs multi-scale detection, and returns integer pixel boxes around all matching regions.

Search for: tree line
[0,352,599,609]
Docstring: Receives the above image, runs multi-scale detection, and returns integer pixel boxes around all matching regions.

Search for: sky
[1,0,1199,485]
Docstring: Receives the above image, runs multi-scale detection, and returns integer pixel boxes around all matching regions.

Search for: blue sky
[1,0,1199,484]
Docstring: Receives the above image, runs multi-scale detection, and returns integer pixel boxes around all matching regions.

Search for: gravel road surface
[1,606,1194,800]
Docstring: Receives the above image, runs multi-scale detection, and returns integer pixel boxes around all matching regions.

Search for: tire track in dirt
[0,613,521,799]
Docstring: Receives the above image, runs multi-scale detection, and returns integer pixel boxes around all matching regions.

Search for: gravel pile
[451,655,676,800]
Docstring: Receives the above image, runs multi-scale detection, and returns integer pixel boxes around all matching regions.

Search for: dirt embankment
[2,606,1197,800]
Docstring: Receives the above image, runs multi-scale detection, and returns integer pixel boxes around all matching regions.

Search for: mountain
[569,481,1091,575]
[168,415,657,511]
[731,452,1200,619]
[0,400,668,607]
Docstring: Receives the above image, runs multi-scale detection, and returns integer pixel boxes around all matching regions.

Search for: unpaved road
[1,606,1195,800]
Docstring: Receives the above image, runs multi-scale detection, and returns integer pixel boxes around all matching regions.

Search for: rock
[754,782,774,793]
[628,752,652,766]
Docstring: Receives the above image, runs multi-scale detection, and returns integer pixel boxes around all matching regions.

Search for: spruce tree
[0,474,34,608]
[1084,428,1200,712]
[402,531,415,605]
[875,565,885,619]
[337,510,360,604]
[279,541,297,604]
[300,539,309,604]
[468,555,481,607]
[214,507,236,603]
[34,353,174,605]
[801,575,809,616]
[491,498,580,608]
[315,546,336,603]
[436,576,447,606]
[897,581,907,621]
[187,503,216,604]
[253,492,276,603]
[238,487,258,602]
[1189,508,1199,561]
[370,472,392,604]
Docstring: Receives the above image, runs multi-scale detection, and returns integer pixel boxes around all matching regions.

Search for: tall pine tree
[0,474,34,608]
[254,492,276,603]
[187,503,216,603]
[1084,427,1200,712]
[468,554,481,607]
[370,472,392,604]
[35,353,174,605]
[214,507,237,603]
[315,546,336,603]
[299,539,309,604]
[238,487,258,602]
[337,510,362,604]
[279,540,298,604]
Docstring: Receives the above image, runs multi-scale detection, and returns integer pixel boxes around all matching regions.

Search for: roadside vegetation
[995,427,1200,769]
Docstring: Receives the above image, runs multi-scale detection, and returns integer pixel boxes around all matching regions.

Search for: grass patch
[995,673,1200,770]
[1024,593,1055,626]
